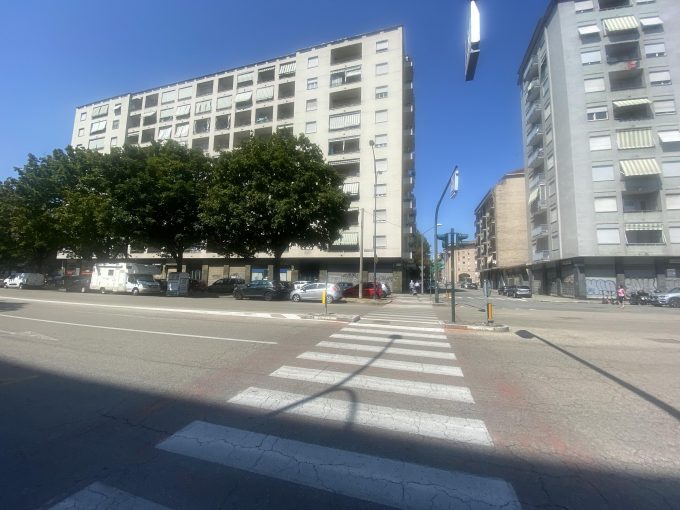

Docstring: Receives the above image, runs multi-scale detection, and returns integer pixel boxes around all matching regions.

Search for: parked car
[464,282,478,290]
[511,285,532,298]
[189,279,207,293]
[64,276,91,293]
[1,273,17,288]
[502,285,517,296]
[334,281,354,293]
[650,287,680,307]
[207,277,245,294]
[290,282,343,303]
[342,282,384,299]
[4,273,45,289]
[292,281,311,290]
[497,285,508,295]
[233,280,290,301]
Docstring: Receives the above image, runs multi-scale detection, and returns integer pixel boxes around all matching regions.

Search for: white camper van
[90,263,161,295]
[4,273,45,289]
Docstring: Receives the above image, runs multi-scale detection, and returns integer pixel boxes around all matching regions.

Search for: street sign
[465,1,480,81]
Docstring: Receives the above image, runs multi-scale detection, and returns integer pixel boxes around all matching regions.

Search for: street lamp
[369,140,378,301]
[421,224,442,295]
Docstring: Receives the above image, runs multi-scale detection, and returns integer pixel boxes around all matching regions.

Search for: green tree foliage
[201,133,349,280]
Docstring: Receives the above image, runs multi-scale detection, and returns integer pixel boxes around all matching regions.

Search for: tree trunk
[272,248,284,283]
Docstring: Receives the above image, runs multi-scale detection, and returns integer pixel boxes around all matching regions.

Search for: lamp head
[369,140,375,147]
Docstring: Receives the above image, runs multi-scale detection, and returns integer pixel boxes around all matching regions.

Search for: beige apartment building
[66,27,415,289]
[443,241,479,286]
[474,169,530,287]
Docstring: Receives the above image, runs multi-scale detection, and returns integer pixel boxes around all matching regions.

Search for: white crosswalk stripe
[49,482,171,510]
[346,322,445,333]
[298,351,464,376]
[317,340,457,360]
[340,327,447,339]
[331,332,450,347]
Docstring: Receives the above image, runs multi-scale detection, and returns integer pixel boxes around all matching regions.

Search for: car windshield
[668,288,680,293]
[135,275,155,282]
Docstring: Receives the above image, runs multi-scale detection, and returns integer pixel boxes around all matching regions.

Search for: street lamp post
[421,224,442,295]
[434,166,459,303]
[369,140,378,301]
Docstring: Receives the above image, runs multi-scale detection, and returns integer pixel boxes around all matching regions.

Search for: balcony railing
[525,103,543,123]
[533,250,550,262]
[531,224,549,238]
[527,147,545,168]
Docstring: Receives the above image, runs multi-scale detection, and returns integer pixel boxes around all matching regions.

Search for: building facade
[474,169,530,288]
[444,241,479,286]
[518,0,680,298]
[68,27,415,289]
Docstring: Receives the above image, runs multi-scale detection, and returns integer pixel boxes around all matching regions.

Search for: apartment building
[69,26,415,288]
[518,0,680,298]
[474,169,530,288]
[443,241,479,286]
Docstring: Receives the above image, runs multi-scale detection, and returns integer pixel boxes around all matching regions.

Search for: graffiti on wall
[623,277,658,293]
[585,277,617,298]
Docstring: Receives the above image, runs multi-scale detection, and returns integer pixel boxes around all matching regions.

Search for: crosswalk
[49,305,521,510]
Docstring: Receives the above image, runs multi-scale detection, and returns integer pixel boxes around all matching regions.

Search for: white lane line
[298,352,463,377]
[317,341,456,360]
[364,318,443,326]
[0,314,276,345]
[158,422,519,510]
[228,387,492,446]
[49,482,172,510]
[350,323,444,333]
[331,333,450,348]
[270,366,474,403]
[342,327,447,339]
[363,313,441,321]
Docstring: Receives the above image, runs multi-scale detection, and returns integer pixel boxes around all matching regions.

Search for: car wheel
[80,286,87,293]
[132,288,139,295]
[669,298,680,308]
[19,283,24,289]
[291,294,301,302]
[100,288,106,294]
[234,291,243,300]
[326,295,334,304]
[264,291,273,301]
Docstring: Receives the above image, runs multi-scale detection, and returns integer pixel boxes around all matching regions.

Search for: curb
[445,323,510,332]
[301,313,361,323]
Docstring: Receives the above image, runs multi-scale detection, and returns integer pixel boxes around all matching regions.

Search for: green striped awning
[613,98,651,108]
[616,128,654,149]
[278,62,296,75]
[342,182,360,195]
[603,16,638,34]
[619,158,661,176]
[332,232,359,246]
[625,223,663,231]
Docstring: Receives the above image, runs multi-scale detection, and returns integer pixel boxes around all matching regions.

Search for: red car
[342,282,384,298]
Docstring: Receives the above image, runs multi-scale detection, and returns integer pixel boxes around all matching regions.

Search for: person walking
[414,280,421,294]
[409,280,415,296]
[617,284,626,308]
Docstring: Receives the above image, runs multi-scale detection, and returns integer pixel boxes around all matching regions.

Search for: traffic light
[455,233,469,246]
[436,233,449,249]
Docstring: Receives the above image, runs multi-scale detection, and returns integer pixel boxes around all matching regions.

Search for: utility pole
[358,208,364,299]
[434,167,459,303]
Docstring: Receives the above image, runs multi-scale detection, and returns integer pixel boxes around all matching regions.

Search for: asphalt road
[0,288,678,509]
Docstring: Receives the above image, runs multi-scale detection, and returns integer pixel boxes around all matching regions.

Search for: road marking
[317,341,457,360]
[158,422,518,510]
[364,318,443,325]
[0,314,276,345]
[270,365,474,403]
[342,327,447,339]
[331,333,450,348]
[348,323,445,333]
[49,482,171,510]
[298,352,463,377]
[228,387,492,446]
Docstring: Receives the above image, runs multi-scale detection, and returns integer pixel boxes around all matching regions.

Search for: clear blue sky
[0,0,550,238]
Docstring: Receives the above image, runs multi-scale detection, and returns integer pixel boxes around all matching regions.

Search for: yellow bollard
[322,290,326,304]
[487,303,493,323]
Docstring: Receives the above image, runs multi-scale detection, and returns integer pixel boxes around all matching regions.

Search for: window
[578,24,600,37]
[550,208,558,223]
[237,72,254,86]
[88,137,104,150]
[218,76,234,92]
[574,0,594,11]
[144,94,158,108]
[159,108,173,122]
[658,130,680,144]
[375,86,388,99]
[587,106,608,121]
[375,236,387,249]
[307,56,318,68]
[640,17,663,29]
[194,118,210,134]
[215,114,231,130]
[141,129,155,143]
[592,164,614,181]
[110,137,118,147]
[80,112,87,121]
[590,135,611,151]
[625,224,665,244]
[113,104,121,116]
[585,77,606,93]
[581,50,601,65]
[375,110,388,123]
[376,40,389,53]
[175,104,191,117]
[143,111,157,126]
[330,66,362,87]
[92,105,109,118]
[158,126,172,140]
[375,209,387,222]
[178,86,192,101]
[161,90,176,104]
[78,128,84,137]
[306,99,317,112]
[376,159,387,174]
[328,137,359,155]
[307,77,318,90]
[217,95,232,110]
[645,42,666,57]
[616,128,654,149]
[255,86,275,103]
[594,197,618,212]
[597,228,620,244]
[90,120,106,134]
[660,161,680,177]
[329,111,360,131]
[374,134,387,148]
[195,100,212,114]
[129,97,143,112]
[650,71,671,86]
[375,63,388,75]
[174,123,189,138]
[670,227,680,244]
[305,121,317,134]
[655,99,676,115]
[278,62,296,77]
[375,184,387,196]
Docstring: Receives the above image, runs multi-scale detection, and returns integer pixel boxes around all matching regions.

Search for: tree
[201,133,349,280]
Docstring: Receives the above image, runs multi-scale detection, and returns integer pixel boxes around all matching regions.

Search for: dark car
[207,277,245,294]
[511,285,532,298]
[335,282,354,294]
[498,285,507,295]
[467,283,478,290]
[233,280,290,301]
[503,285,517,296]
[189,279,207,293]
[64,276,91,293]
[343,282,384,299]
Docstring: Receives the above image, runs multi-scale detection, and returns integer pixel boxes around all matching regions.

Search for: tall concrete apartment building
[474,169,529,287]
[69,27,415,288]
[518,0,680,298]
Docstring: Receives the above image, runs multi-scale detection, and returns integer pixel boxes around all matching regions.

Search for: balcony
[329,88,361,110]
[525,103,543,123]
[531,224,549,238]
[609,68,644,92]
[527,147,545,169]
[331,43,362,66]
[527,124,543,146]
[533,250,550,262]
[330,66,361,88]
[524,79,540,103]
[523,56,539,82]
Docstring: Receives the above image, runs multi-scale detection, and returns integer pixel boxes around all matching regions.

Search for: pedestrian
[414,280,421,294]
[409,280,415,295]
[617,284,626,308]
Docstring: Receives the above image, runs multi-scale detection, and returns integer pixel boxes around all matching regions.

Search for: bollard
[486,303,493,324]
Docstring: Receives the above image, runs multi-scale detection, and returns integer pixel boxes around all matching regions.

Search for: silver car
[651,287,680,307]
[290,282,343,303]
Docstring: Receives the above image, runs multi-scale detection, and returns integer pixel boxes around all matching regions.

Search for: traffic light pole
[451,228,456,323]
[434,166,458,304]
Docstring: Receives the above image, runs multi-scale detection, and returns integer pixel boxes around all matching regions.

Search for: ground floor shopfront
[480,256,680,299]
